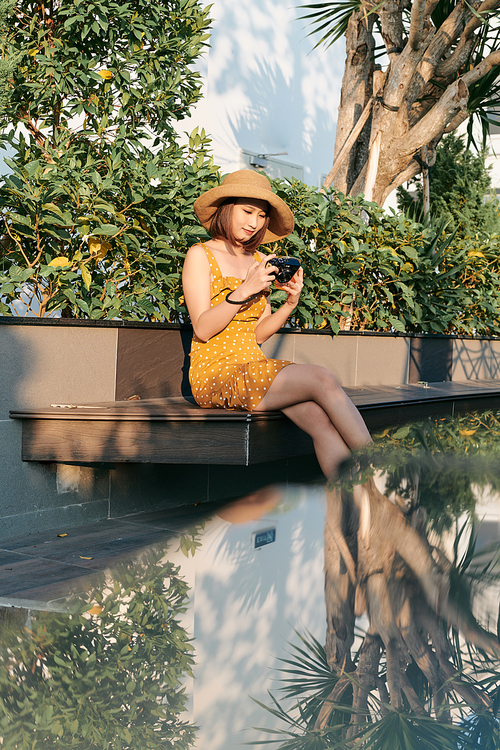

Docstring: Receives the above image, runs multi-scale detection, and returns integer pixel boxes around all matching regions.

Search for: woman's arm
[255,268,303,344]
[182,245,278,342]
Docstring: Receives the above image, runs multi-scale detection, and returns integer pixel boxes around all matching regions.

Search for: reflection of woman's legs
[254,364,371,475]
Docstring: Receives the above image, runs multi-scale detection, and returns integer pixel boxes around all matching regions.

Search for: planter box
[2,316,500,538]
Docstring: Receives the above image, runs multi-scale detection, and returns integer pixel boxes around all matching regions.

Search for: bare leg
[254,365,371,474]
[281,401,351,477]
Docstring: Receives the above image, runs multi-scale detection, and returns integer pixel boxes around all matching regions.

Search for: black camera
[266,256,301,284]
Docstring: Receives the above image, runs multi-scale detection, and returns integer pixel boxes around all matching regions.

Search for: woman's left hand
[275,267,304,308]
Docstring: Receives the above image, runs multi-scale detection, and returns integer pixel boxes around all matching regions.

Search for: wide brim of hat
[194,175,294,243]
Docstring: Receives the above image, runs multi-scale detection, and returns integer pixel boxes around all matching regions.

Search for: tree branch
[434,0,499,79]
[434,36,477,79]
[462,48,500,86]
[386,639,404,710]
[417,4,473,86]
[381,26,436,116]
[378,0,406,53]
[400,672,428,714]
[438,658,493,710]
[424,0,442,18]
[379,160,421,205]
[396,78,469,156]
[462,0,500,40]
[323,97,374,189]
[315,675,352,730]
[409,0,427,50]
[444,111,469,133]
[363,130,382,201]
[18,109,46,149]
[331,9,375,194]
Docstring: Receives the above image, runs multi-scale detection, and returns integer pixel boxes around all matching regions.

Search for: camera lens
[266,257,301,283]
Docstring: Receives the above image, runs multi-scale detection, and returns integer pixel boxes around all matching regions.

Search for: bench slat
[10,381,500,465]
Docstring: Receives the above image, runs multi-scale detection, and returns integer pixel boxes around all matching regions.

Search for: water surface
[1,409,500,749]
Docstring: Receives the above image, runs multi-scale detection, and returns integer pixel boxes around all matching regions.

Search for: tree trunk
[324,0,500,204]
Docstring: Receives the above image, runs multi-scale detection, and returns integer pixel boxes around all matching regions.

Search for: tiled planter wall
[2,317,500,538]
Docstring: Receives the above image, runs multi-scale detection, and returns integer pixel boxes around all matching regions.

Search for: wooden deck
[10,380,500,466]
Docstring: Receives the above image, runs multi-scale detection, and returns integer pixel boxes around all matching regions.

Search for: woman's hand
[235,254,278,299]
[275,267,303,309]
[254,266,303,343]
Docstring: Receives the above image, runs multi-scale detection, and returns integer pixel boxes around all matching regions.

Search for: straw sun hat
[193,169,294,243]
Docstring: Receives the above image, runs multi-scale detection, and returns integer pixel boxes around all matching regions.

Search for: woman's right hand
[237,254,278,298]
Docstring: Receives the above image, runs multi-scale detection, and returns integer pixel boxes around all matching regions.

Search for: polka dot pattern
[189,245,292,411]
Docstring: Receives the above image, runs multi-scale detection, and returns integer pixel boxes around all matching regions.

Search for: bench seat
[10,380,500,465]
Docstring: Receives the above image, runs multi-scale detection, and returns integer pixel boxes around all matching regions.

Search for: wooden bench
[10,380,500,465]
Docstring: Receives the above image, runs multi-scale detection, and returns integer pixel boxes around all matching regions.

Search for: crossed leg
[254,364,371,477]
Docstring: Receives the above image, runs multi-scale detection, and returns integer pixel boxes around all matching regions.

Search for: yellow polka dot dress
[189,245,293,411]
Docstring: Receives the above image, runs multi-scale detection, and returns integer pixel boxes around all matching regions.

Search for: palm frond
[298,1,362,49]
[339,709,463,750]
[465,21,500,149]
[246,691,350,748]
[277,630,338,700]
[458,711,500,749]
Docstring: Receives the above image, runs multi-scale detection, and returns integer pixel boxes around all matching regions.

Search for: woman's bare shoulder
[186,243,210,259]
[183,244,211,277]
[188,238,222,256]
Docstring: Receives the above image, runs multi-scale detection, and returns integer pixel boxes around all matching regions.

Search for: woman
[182,169,371,477]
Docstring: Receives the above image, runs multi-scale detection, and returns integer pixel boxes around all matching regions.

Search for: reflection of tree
[252,411,500,749]
[376,410,500,534]
[0,546,197,749]
[321,480,500,734]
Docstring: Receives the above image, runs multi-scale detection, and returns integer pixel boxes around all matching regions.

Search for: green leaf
[80,265,92,290]
[91,224,120,236]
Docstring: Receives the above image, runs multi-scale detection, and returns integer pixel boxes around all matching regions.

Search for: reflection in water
[254,411,500,749]
[1,411,500,748]
[216,486,282,524]
[0,549,197,749]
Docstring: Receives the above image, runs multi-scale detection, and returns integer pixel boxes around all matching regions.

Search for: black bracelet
[225,291,260,305]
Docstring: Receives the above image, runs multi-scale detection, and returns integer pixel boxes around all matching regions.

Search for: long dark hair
[209,199,270,251]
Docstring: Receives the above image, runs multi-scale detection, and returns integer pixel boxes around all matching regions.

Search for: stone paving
[0,502,217,610]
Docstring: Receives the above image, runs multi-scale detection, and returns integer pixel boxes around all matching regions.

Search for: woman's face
[231,198,268,244]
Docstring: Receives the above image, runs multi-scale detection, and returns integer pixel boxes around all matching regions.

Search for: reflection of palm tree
[253,477,500,748]
[321,480,500,731]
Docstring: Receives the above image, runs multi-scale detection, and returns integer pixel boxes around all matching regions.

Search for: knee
[312,366,344,398]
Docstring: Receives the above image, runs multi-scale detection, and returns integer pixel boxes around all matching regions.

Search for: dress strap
[199,242,222,280]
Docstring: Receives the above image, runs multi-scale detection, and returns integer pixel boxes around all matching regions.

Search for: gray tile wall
[452,339,500,381]
[3,321,500,539]
[0,325,118,539]
[262,333,409,386]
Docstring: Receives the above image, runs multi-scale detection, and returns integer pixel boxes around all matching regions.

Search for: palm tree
[299,0,500,206]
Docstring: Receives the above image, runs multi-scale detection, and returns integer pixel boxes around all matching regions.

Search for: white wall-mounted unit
[240,149,303,182]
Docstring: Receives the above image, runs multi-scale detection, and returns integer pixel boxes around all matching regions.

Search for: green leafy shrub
[369,410,500,533]
[0,0,219,319]
[0,547,196,749]
[0,0,499,337]
[270,179,500,335]
[397,133,500,237]
[0,131,217,319]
